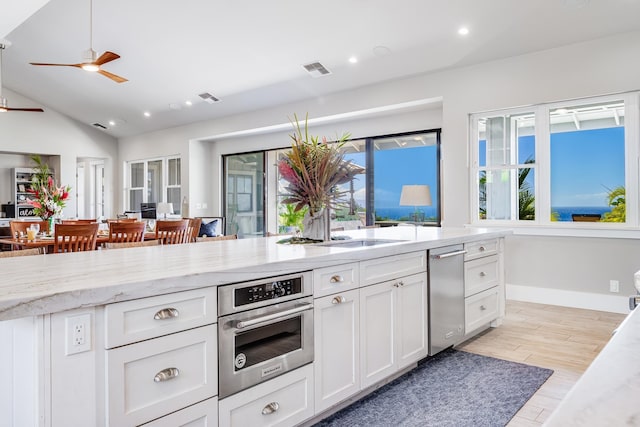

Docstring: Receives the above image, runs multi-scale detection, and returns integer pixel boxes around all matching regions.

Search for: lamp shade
[399,185,432,207]
[156,202,174,215]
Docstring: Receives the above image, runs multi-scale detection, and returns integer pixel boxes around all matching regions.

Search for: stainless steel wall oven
[218,272,313,398]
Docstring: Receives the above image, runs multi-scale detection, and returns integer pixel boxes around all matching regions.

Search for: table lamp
[156,202,174,219]
[399,185,432,223]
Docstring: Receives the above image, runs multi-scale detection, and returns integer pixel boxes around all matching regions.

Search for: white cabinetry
[464,239,503,335]
[360,272,428,388]
[314,289,360,412]
[218,363,314,427]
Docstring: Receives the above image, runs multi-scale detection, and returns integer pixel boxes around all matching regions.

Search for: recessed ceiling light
[373,45,392,57]
[108,120,116,126]
[348,56,358,64]
[458,27,469,36]
[185,100,192,106]
[143,111,151,118]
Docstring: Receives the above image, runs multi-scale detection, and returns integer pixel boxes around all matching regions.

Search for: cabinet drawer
[218,363,314,427]
[313,262,359,298]
[464,254,499,297]
[464,239,499,261]
[465,287,499,334]
[106,324,217,426]
[360,251,426,286]
[141,397,217,426]
[104,287,217,348]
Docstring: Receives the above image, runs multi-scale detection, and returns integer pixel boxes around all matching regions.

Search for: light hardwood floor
[457,300,626,426]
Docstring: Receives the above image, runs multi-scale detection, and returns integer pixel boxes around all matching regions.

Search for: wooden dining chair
[53,223,99,253]
[0,248,43,258]
[195,234,238,242]
[10,220,49,238]
[155,219,190,245]
[108,221,146,243]
[106,218,138,224]
[104,240,161,249]
[187,217,202,243]
[61,219,98,224]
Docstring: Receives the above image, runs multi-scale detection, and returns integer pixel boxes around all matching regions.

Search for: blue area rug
[314,349,553,427]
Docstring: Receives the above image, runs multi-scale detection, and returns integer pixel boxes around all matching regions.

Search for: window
[471,93,638,228]
[223,152,264,236]
[125,156,181,215]
[273,130,441,232]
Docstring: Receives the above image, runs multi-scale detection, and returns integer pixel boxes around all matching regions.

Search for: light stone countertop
[0,226,509,321]
[544,304,640,426]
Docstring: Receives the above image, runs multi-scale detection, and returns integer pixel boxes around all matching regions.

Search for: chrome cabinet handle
[154,367,180,382]
[480,305,487,311]
[332,296,346,304]
[154,307,179,320]
[479,271,486,277]
[479,246,486,252]
[330,275,344,283]
[398,281,404,287]
[262,402,280,415]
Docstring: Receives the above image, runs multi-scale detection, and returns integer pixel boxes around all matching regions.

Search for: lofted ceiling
[2,0,640,138]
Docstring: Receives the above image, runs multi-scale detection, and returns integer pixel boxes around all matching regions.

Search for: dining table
[0,234,112,254]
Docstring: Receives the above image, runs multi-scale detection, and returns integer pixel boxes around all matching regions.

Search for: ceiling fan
[0,41,44,112]
[30,0,128,83]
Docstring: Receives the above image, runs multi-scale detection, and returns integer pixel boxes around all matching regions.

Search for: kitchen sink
[315,238,407,248]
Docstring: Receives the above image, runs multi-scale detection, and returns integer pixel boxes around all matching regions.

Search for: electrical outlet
[609,280,620,293]
[65,313,92,355]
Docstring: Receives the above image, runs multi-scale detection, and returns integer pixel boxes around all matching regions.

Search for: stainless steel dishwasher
[428,244,466,355]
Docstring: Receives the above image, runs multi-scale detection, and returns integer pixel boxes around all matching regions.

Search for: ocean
[552,206,611,222]
[374,206,612,222]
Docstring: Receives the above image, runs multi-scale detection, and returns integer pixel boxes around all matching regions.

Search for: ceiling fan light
[81,63,100,72]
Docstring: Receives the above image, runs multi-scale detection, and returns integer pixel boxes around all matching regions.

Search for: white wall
[0,88,118,218]
[118,30,640,312]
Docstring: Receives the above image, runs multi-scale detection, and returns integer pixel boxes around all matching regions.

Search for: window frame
[470,92,639,233]
[124,155,182,214]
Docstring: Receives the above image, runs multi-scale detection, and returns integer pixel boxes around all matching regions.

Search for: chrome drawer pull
[479,246,486,252]
[398,281,404,287]
[154,307,179,320]
[332,296,346,304]
[480,305,487,311]
[433,249,467,260]
[262,402,280,415]
[479,271,486,277]
[330,275,344,283]
[154,367,180,382]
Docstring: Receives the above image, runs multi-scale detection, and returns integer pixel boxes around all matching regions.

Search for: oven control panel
[234,276,303,306]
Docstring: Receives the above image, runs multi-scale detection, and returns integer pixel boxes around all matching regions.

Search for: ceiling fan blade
[30,62,82,68]
[94,51,120,66]
[97,69,128,83]
[6,107,44,112]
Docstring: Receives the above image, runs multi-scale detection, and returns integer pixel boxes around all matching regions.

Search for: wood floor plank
[457,300,626,427]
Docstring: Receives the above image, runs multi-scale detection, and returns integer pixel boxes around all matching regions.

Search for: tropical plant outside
[601,186,625,222]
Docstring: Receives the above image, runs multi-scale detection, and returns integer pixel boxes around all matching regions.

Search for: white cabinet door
[314,289,360,413]
[396,273,428,369]
[359,281,396,388]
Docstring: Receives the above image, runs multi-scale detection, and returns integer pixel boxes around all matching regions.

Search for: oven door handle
[235,303,313,329]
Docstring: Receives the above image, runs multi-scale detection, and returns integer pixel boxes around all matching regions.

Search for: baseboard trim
[506,283,631,314]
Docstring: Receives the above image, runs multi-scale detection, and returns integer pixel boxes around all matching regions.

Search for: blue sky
[480,127,624,207]
[343,146,439,211]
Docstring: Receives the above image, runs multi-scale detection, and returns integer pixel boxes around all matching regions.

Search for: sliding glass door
[223,152,265,237]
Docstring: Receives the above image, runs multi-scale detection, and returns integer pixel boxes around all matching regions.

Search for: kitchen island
[0,226,509,426]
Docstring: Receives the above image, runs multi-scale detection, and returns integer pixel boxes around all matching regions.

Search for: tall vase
[302,208,330,241]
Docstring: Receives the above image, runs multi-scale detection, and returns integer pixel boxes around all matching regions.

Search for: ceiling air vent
[302,61,331,78]
[92,122,107,129]
[198,92,220,104]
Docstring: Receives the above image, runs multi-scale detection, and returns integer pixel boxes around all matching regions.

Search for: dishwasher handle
[431,249,467,260]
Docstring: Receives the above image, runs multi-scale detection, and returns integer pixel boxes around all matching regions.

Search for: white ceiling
[2,0,640,138]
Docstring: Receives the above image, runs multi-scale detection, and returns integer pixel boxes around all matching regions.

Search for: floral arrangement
[278,114,362,216]
[26,155,70,220]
